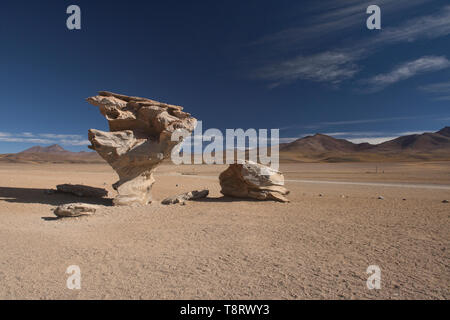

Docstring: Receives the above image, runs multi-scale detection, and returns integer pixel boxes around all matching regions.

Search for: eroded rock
[53,203,98,217]
[219,161,290,202]
[87,91,197,206]
[162,189,209,205]
[56,184,108,198]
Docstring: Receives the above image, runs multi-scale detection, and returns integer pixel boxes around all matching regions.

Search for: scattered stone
[87,91,197,206]
[219,161,289,202]
[443,200,449,203]
[56,184,108,198]
[53,203,98,217]
[162,189,209,205]
[378,196,385,200]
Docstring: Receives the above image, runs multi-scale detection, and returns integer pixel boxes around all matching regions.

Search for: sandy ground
[0,162,449,300]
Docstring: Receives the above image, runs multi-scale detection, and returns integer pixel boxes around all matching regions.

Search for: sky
[0,0,449,153]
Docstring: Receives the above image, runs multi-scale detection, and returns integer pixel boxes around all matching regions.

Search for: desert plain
[0,161,449,299]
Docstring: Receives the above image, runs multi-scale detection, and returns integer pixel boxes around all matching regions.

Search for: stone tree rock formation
[219,161,290,202]
[87,91,197,206]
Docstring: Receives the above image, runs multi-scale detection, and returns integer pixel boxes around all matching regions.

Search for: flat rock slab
[56,184,108,198]
[53,203,98,217]
[162,189,209,205]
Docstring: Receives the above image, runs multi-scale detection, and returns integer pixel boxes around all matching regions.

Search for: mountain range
[0,144,102,164]
[0,127,449,163]
[279,127,450,162]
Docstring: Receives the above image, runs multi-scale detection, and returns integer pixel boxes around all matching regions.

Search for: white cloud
[252,4,450,88]
[374,6,450,45]
[0,132,88,147]
[0,137,54,144]
[365,56,450,91]
[256,50,361,86]
[347,136,398,144]
[419,81,450,101]
[253,0,429,50]
[40,133,83,139]
[59,139,90,146]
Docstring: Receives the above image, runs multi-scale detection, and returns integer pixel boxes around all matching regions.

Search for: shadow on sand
[192,196,259,203]
[0,186,113,220]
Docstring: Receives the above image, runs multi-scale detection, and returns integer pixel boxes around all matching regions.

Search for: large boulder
[87,91,197,206]
[219,161,290,202]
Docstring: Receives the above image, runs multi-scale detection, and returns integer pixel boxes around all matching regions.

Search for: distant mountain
[437,126,450,137]
[279,127,450,162]
[280,133,373,153]
[0,144,103,164]
[20,144,68,154]
[1,128,449,164]
[375,128,450,151]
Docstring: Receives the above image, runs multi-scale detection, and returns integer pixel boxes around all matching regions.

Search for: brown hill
[375,128,450,152]
[280,133,374,153]
[20,144,68,154]
[0,144,103,164]
[279,127,450,162]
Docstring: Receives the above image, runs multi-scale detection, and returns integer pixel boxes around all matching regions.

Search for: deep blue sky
[1,0,449,152]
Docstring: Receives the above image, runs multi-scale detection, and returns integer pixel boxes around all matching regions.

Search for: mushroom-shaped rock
[87,91,197,206]
[219,161,290,202]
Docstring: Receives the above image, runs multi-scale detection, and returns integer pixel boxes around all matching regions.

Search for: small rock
[53,203,98,217]
[162,189,209,205]
[378,196,384,200]
[319,193,324,197]
[402,198,406,201]
[443,200,449,203]
[56,184,108,198]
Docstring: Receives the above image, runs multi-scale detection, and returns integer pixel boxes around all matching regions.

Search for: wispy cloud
[347,137,398,144]
[0,137,54,144]
[0,132,89,146]
[327,129,430,144]
[374,5,450,45]
[363,56,450,92]
[280,115,425,131]
[255,50,361,86]
[252,3,450,88]
[253,0,429,50]
[419,81,450,101]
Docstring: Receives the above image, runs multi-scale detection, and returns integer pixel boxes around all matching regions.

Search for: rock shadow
[0,186,113,207]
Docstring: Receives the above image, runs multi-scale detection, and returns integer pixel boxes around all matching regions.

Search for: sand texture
[0,162,449,299]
